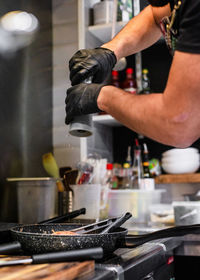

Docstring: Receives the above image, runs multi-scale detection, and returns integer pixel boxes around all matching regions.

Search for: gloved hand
[65,83,104,124]
[69,47,117,85]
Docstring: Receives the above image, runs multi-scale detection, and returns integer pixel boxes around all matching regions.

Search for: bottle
[105,163,118,189]
[122,68,137,94]
[142,143,151,178]
[111,70,120,88]
[100,163,115,219]
[141,68,151,94]
[131,139,143,189]
[122,162,132,189]
[125,146,132,166]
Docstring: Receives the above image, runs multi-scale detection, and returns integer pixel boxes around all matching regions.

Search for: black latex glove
[69,47,117,85]
[65,83,104,124]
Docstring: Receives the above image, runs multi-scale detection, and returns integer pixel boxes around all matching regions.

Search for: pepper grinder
[69,77,93,137]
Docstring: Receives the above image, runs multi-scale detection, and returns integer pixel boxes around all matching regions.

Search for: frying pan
[0,214,130,267]
[0,213,131,255]
[3,223,200,255]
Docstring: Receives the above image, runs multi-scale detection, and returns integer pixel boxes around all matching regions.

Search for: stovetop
[0,222,182,280]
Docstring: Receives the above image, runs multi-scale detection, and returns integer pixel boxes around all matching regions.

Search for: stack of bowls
[161,148,200,174]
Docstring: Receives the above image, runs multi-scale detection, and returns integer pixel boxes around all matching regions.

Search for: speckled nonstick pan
[6,223,200,255]
[7,213,131,254]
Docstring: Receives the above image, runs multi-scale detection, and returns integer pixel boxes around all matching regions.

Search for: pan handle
[32,247,104,264]
[0,241,21,254]
[39,208,86,224]
[101,212,132,234]
[122,224,200,248]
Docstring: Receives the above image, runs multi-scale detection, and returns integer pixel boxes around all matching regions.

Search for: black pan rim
[10,224,128,237]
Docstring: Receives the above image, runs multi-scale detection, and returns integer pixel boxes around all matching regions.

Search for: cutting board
[0,255,95,280]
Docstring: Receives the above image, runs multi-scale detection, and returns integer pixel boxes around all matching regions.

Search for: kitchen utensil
[42,153,60,179]
[2,218,200,255]
[0,247,103,267]
[42,153,65,191]
[7,177,57,223]
[0,214,132,254]
[63,170,79,213]
[76,161,93,184]
[42,153,65,214]
[69,78,93,137]
[100,212,132,234]
[69,212,132,234]
[59,166,72,178]
[38,208,86,224]
[64,169,78,185]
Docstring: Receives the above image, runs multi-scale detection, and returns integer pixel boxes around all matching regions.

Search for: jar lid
[126,68,133,74]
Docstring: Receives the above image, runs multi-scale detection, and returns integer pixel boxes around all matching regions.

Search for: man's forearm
[102,5,163,60]
[97,86,191,147]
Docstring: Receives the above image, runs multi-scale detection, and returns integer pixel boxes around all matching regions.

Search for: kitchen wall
[0,0,53,221]
[52,0,81,169]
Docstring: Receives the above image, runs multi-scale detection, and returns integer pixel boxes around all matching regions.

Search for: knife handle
[32,247,103,264]
[0,241,21,254]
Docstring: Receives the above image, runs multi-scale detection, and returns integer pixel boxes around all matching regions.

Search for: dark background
[0,0,53,221]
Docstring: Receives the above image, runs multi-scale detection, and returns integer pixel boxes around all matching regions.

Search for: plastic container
[71,184,106,220]
[173,201,200,225]
[93,0,113,25]
[108,189,164,224]
[149,204,175,226]
[10,178,57,223]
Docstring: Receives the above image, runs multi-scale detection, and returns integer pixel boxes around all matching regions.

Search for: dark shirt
[174,0,200,54]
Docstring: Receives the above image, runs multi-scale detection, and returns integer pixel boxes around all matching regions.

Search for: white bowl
[161,153,200,164]
[161,160,200,174]
[162,148,199,158]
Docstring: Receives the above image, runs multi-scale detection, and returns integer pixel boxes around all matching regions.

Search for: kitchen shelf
[88,22,165,45]
[92,114,122,127]
[155,173,200,184]
[88,21,127,42]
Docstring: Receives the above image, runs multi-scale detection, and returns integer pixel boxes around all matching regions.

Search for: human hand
[69,47,117,85]
[65,83,104,124]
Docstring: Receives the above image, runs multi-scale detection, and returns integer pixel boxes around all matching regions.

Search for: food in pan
[52,230,78,235]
